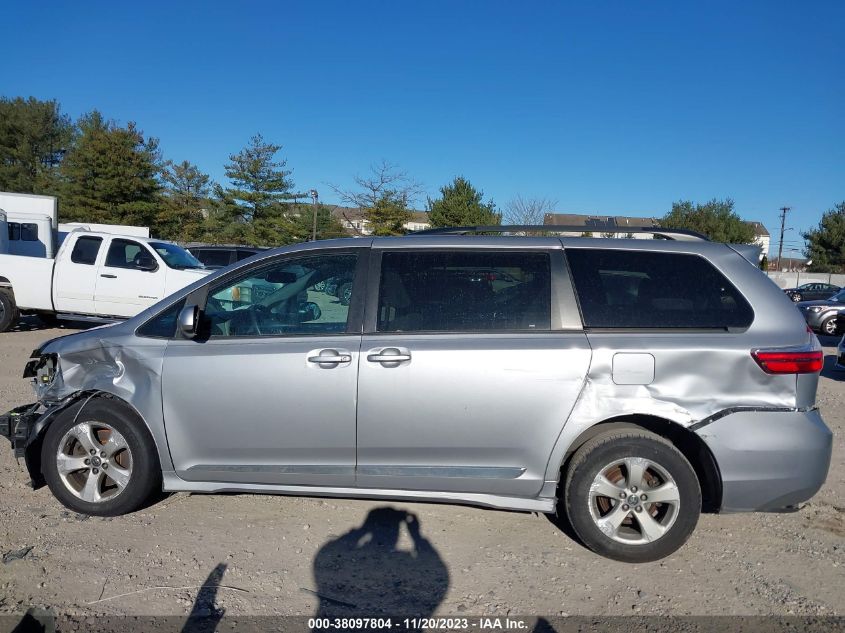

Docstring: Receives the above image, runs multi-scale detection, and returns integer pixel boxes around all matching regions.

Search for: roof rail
[410,225,709,241]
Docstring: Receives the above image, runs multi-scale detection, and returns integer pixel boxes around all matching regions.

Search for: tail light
[751,349,823,374]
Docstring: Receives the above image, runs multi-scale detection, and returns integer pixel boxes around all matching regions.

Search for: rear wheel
[562,429,701,563]
[0,290,19,333]
[791,293,802,302]
[41,399,161,516]
[821,316,838,336]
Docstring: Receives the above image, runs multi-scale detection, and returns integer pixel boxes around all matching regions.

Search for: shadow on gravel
[311,507,448,625]
[821,354,845,381]
[8,316,101,333]
[182,562,227,633]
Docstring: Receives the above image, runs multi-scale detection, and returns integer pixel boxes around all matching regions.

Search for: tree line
[2,96,841,268]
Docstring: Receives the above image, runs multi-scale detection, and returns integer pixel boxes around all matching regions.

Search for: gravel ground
[0,320,843,619]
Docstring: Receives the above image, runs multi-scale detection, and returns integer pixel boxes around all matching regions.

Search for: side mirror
[177,305,199,338]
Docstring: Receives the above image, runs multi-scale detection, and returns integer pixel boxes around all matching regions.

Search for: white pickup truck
[0,230,211,332]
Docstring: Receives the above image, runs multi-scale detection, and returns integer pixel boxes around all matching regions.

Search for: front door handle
[307,349,352,366]
[367,348,412,364]
[100,274,117,279]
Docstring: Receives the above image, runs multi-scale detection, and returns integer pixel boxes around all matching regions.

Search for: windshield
[149,242,205,270]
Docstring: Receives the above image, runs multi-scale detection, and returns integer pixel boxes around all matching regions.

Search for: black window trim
[167,246,370,341]
[563,247,755,333]
[363,246,577,335]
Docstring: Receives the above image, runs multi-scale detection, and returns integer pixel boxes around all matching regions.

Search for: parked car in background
[187,245,266,269]
[783,282,840,303]
[797,289,845,335]
[1,227,831,563]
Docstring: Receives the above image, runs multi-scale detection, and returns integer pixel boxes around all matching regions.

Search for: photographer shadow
[312,507,449,623]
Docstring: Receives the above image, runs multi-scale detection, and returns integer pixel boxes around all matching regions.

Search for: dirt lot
[0,320,843,619]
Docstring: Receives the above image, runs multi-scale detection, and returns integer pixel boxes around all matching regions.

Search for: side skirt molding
[161,471,556,513]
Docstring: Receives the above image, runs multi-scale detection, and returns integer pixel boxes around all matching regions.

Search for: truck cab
[0,230,211,331]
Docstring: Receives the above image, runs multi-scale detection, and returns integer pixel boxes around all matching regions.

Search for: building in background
[331,207,430,236]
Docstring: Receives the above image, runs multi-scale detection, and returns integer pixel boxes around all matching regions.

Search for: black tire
[562,429,701,563]
[820,316,838,336]
[0,290,19,333]
[338,282,353,306]
[41,399,161,516]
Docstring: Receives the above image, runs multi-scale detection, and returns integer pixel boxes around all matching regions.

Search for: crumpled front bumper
[0,402,43,458]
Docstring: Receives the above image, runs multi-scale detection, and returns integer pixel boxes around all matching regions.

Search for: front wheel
[562,429,701,563]
[41,399,161,516]
[821,316,838,336]
[791,293,802,302]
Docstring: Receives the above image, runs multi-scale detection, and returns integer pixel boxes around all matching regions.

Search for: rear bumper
[696,408,832,512]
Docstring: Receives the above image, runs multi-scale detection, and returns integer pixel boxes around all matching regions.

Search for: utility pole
[776,206,790,271]
[310,189,319,241]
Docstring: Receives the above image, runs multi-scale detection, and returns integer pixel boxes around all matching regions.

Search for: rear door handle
[100,274,117,279]
[367,348,412,364]
[307,349,352,366]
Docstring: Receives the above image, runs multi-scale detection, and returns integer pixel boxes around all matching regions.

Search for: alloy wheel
[55,421,133,503]
[587,456,680,545]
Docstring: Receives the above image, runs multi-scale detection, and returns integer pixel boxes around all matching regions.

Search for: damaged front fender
[4,319,175,485]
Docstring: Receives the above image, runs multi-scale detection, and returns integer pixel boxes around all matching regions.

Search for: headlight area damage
[0,334,163,489]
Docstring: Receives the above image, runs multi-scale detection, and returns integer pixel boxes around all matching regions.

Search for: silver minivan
[1,228,833,562]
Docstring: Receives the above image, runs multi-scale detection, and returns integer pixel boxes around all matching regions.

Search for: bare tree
[330,160,424,210]
[503,195,557,226]
[329,161,424,236]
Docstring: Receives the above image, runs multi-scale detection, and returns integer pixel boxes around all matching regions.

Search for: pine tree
[60,111,161,226]
[213,134,295,245]
[427,176,499,227]
[0,96,74,194]
[156,160,212,241]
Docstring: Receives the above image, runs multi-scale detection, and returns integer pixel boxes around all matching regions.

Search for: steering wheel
[247,303,263,336]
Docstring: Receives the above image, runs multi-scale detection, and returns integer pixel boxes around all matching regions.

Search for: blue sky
[3,1,843,256]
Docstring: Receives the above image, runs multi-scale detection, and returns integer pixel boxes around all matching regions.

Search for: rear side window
[8,222,20,241]
[377,251,551,332]
[20,223,38,241]
[237,249,258,261]
[566,249,753,330]
[194,249,232,267]
[70,236,103,265]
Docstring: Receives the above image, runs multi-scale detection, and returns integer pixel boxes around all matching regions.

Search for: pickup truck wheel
[562,429,701,563]
[41,399,160,516]
[0,290,19,333]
